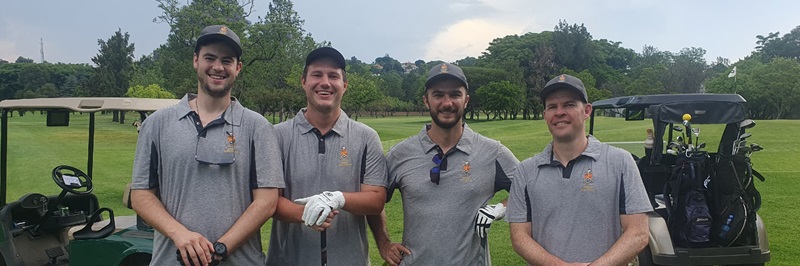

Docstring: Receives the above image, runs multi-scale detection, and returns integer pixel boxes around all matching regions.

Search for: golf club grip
[321,231,327,266]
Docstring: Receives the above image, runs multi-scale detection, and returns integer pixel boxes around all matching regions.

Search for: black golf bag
[707,153,764,247]
[663,151,714,248]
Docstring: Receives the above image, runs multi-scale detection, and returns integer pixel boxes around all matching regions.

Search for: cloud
[0,40,17,62]
[423,19,523,62]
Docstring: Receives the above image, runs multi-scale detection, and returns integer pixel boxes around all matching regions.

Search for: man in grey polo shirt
[130,25,284,266]
[368,63,518,266]
[267,46,387,265]
[506,74,652,265]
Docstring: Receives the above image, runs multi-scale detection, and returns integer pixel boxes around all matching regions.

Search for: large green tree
[90,29,135,97]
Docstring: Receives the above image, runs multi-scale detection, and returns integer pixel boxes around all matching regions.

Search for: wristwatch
[213,242,228,260]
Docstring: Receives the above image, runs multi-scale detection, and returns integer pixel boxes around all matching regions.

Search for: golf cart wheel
[120,253,151,266]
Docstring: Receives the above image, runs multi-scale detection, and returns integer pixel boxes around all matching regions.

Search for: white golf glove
[294,191,345,226]
[475,203,506,239]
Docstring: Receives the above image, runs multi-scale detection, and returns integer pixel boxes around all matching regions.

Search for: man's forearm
[341,185,386,215]
[591,213,649,266]
[216,188,279,253]
[131,189,189,239]
[366,209,391,246]
[510,222,566,265]
[272,195,304,223]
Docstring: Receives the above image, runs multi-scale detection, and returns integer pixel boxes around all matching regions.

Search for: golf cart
[590,94,770,266]
[0,97,178,265]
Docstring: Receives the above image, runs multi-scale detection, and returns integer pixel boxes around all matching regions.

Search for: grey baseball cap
[541,74,589,103]
[425,63,468,90]
[195,25,242,58]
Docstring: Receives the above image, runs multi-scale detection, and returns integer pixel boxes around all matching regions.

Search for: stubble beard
[200,79,233,98]
[430,109,462,129]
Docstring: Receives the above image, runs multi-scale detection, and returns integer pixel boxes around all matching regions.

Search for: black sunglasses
[194,127,236,166]
[429,148,447,185]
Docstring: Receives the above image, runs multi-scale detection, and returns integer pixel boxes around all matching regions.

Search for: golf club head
[751,143,763,152]
[672,126,683,132]
[740,133,752,140]
[667,149,677,155]
[677,136,684,143]
[692,128,700,137]
[739,119,756,129]
[698,143,706,150]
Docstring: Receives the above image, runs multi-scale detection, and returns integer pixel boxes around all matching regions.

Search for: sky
[2,0,799,65]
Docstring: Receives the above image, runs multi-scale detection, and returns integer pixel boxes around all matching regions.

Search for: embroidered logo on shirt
[461,161,471,182]
[581,168,594,191]
[224,131,235,153]
[338,146,352,167]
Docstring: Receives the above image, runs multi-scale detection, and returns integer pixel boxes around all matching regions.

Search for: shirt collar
[293,108,350,136]
[176,93,244,126]
[533,135,602,166]
[418,123,474,156]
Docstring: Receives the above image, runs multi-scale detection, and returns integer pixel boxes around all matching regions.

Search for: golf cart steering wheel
[52,165,93,195]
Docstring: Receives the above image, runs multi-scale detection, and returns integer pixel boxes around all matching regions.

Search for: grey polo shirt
[386,124,518,266]
[267,109,387,266]
[131,94,285,265]
[506,135,652,263]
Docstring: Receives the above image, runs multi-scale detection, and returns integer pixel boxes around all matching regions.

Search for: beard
[430,108,462,129]
[200,79,234,98]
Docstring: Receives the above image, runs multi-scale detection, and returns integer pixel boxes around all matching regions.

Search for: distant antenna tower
[40,38,45,63]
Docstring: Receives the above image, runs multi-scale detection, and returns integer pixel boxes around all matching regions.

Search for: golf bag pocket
[680,189,712,245]
[711,198,747,246]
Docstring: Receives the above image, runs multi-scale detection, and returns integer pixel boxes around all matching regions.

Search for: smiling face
[543,89,592,142]
[302,57,348,114]
[193,42,242,98]
[424,78,469,129]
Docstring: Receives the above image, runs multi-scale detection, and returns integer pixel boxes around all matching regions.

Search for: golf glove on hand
[294,191,345,226]
[475,203,506,239]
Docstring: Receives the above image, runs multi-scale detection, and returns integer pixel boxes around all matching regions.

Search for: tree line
[1,0,798,120]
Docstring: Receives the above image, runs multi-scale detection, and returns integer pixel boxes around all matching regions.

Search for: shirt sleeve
[505,162,530,223]
[252,117,286,189]
[619,151,653,214]
[494,143,519,192]
[360,128,388,188]
[131,113,160,190]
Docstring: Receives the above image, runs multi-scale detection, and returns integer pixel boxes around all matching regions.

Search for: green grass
[4,113,799,265]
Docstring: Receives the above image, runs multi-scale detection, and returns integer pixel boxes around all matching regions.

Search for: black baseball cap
[305,47,346,70]
[195,25,242,58]
[425,63,468,90]
[541,74,589,103]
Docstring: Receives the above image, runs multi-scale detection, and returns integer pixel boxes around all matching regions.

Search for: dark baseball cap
[541,74,589,103]
[425,63,468,90]
[195,25,242,58]
[305,47,346,70]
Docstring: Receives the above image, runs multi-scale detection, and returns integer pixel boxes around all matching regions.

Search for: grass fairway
[3,113,798,265]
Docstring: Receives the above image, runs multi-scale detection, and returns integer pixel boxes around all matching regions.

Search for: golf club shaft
[321,231,327,266]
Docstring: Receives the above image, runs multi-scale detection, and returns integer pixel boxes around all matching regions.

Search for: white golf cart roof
[0,97,180,112]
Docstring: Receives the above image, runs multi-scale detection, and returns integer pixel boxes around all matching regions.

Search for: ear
[193,54,199,70]
[342,79,348,93]
[583,103,593,119]
[423,95,430,109]
[234,61,242,76]
[464,94,470,108]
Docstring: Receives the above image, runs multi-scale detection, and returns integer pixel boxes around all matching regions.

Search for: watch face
[214,242,227,255]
